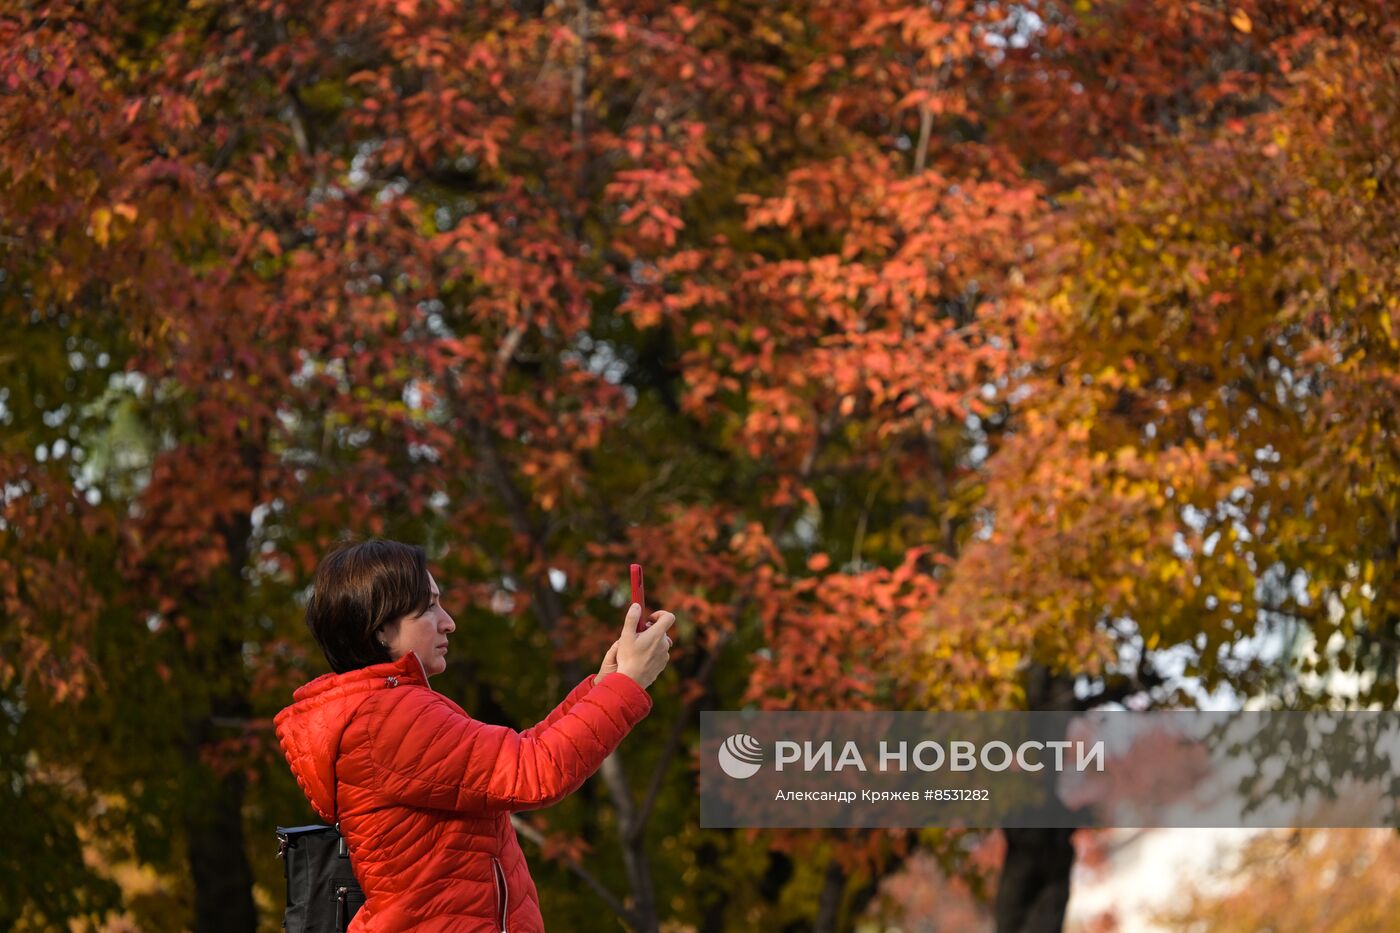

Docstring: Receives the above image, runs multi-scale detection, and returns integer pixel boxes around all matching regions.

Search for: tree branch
[599,753,655,930]
[494,305,534,381]
[633,623,737,838]
[914,98,933,175]
[1074,658,1166,711]
[571,0,591,238]
[453,387,579,681]
[509,813,630,919]
[632,417,832,833]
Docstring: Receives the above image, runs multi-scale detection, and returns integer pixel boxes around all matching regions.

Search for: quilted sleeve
[519,674,596,741]
[366,673,652,813]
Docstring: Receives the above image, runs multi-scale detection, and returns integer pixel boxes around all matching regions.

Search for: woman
[275,538,674,932]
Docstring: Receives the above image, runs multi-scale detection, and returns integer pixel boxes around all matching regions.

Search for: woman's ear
[377,621,400,651]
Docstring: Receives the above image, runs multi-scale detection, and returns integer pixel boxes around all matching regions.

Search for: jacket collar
[382,649,433,691]
[288,649,433,705]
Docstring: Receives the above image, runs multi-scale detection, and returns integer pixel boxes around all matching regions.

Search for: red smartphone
[630,563,649,632]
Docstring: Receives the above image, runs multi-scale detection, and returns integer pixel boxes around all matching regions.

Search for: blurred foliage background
[1,0,1395,930]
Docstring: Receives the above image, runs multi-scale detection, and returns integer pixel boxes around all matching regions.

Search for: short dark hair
[305,538,432,674]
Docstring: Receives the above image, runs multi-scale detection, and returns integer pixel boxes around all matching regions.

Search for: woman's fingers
[622,602,642,639]
[615,611,675,689]
[644,612,676,641]
[595,640,622,685]
[646,613,676,657]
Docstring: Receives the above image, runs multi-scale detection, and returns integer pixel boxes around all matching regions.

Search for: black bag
[276,823,365,932]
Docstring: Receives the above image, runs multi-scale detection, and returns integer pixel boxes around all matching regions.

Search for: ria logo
[718,733,764,779]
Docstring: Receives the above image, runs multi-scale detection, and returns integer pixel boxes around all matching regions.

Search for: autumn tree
[925,3,1399,929]
[1155,830,1400,932]
[2,0,1031,929]
[5,1,1396,931]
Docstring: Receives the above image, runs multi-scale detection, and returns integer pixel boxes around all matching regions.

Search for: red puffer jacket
[275,650,652,931]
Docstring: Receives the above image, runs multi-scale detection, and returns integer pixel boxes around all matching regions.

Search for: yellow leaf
[1230,9,1252,33]
[90,207,111,246]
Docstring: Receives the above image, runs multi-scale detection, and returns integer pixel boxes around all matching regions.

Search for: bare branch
[509,814,630,919]
[1075,658,1166,711]
[634,625,736,836]
[914,99,933,175]
[599,754,655,929]
[571,0,591,235]
[633,418,831,831]
[494,305,534,380]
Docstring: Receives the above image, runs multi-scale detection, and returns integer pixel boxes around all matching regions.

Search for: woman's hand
[594,640,622,685]
[613,603,675,690]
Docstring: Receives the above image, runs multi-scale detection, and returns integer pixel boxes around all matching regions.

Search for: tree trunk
[182,632,257,933]
[695,832,732,933]
[185,766,257,933]
[185,458,259,932]
[995,828,1076,933]
[600,754,659,932]
[994,665,1079,933]
[812,857,846,933]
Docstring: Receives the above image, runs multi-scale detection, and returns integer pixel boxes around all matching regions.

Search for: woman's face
[380,572,455,677]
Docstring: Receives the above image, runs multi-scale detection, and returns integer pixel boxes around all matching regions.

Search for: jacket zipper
[491,856,509,932]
